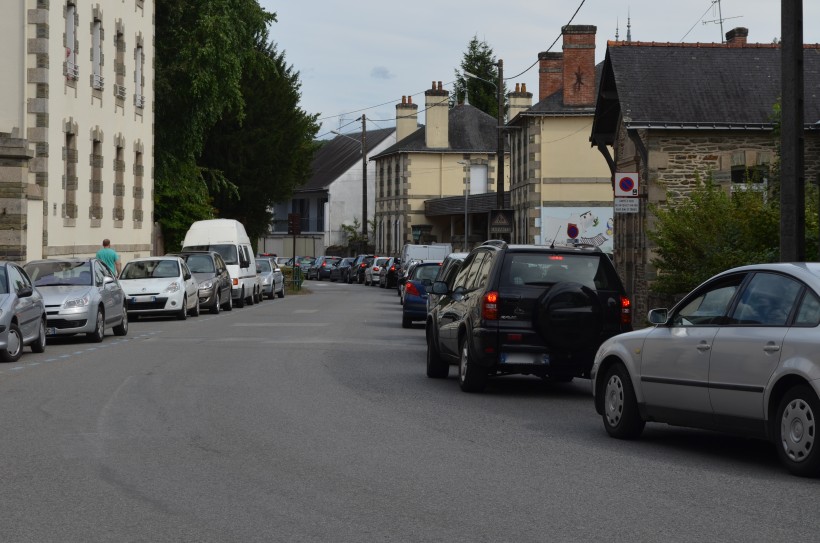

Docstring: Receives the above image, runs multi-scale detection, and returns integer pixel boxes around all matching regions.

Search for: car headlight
[64,295,91,309]
[199,279,214,290]
[164,281,181,293]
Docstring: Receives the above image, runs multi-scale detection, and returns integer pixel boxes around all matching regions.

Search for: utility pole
[781,0,805,261]
[361,113,368,241]
[496,59,505,211]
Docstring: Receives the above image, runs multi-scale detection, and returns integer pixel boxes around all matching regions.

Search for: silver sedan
[0,262,47,362]
[591,263,820,477]
[24,259,128,342]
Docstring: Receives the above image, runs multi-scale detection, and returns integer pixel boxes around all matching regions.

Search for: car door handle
[763,343,781,353]
[696,342,711,352]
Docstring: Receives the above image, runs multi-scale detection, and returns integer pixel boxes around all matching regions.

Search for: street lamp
[463,61,504,212]
[332,113,368,240]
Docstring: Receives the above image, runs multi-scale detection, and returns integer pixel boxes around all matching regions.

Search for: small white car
[365,257,390,286]
[119,257,200,320]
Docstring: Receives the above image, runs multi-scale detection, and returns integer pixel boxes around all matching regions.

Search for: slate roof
[371,104,507,159]
[297,127,395,192]
[591,42,820,145]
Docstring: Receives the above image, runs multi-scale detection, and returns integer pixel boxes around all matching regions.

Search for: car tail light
[506,333,522,342]
[482,291,499,320]
[390,265,395,272]
[321,262,326,267]
[373,266,380,272]
[360,263,367,268]
[405,282,420,297]
[620,296,632,326]
[548,255,564,260]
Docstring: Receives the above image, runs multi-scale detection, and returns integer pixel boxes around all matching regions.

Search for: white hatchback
[119,256,200,319]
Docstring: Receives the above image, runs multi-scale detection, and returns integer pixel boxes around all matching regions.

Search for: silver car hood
[37,285,93,305]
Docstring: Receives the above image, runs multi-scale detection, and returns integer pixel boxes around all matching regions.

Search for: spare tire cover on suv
[535,281,603,351]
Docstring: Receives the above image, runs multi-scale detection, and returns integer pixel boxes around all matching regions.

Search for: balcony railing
[64,61,79,80]
[92,73,104,90]
[114,83,127,100]
[134,94,145,109]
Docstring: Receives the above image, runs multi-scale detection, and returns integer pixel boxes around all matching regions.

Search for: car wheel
[87,307,105,342]
[602,363,645,439]
[236,289,245,308]
[224,292,234,311]
[0,322,23,362]
[211,291,222,314]
[177,296,188,320]
[458,336,488,392]
[402,314,412,328]
[113,307,129,336]
[247,289,255,306]
[190,297,200,317]
[317,274,322,281]
[278,284,285,299]
[536,282,603,351]
[31,318,47,353]
[776,385,820,477]
[426,328,449,378]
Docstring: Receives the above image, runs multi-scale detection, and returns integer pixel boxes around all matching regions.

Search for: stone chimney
[424,81,449,149]
[395,95,419,143]
[538,51,563,101]
[726,27,749,47]
[561,25,597,107]
[507,83,533,121]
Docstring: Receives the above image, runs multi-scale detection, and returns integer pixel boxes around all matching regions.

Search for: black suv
[426,241,631,392]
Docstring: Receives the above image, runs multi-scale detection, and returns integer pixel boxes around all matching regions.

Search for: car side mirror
[431,281,448,295]
[648,308,669,324]
[18,286,33,298]
[103,276,115,285]
[184,272,192,280]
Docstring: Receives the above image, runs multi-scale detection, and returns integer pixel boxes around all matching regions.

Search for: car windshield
[412,265,441,282]
[121,260,180,279]
[256,260,272,272]
[501,253,617,290]
[24,261,92,286]
[185,254,215,273]
[184,244,238,265]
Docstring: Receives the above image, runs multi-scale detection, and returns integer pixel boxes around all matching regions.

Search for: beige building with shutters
[0,0,153,263]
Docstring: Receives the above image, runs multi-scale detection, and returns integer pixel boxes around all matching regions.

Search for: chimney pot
[515,83,520,92]
[437,81,443,91]
[521,83,527,93]
[726,27,749,47]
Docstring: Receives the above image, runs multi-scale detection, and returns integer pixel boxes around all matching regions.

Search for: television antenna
[702,0,742,43]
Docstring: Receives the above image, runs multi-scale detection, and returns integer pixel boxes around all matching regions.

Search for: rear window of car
[412,264,441,282]
[374,258,390,267]
[186,254,216,273]
[500,253,619,290]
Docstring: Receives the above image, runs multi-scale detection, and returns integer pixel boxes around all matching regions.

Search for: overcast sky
[257,0,819,137]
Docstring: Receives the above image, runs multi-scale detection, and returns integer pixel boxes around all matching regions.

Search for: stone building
[590,28,820,320]
[0,1,154,263]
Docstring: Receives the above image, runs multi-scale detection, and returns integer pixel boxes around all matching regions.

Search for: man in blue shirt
[96,239,121,275]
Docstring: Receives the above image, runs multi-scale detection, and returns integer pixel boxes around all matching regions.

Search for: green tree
[154,0,275,250]
[648,174,781,299]
[202,39,319,243]
[453,36,506,118]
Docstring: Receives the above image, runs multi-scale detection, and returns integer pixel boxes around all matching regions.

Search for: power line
[680,1,719,42]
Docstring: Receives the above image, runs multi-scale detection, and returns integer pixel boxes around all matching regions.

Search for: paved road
[0,279,817,542]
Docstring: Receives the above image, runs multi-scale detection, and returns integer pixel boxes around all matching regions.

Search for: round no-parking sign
[615,172,639,197]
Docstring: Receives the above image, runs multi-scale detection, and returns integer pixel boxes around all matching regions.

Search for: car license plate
[500,353,550,365]
[46,327,57,336]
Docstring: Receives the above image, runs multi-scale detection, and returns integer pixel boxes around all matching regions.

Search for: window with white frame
[65,3,78,80]
[92,18,103,89]
[134,44,144,108]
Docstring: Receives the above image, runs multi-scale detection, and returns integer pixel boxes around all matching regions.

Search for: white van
[400,243,452,266]
[182,219,259,307]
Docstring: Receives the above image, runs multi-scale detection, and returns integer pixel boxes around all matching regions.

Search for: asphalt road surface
[0,279,817,542]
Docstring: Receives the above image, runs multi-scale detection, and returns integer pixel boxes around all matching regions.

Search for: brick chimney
[561,25,597,107]
[726,27,749,47]
[424,81,449,149]
[507,83,533,121]
[538,51,563,101]
[395,95,419,143]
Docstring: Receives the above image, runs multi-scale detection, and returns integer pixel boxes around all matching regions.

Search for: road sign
[287,213,301,235]
[614,198,640,213]
[489,209,514,234]
[615,172,639,197]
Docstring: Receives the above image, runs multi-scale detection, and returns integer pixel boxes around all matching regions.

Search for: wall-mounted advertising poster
[539,207,614,254]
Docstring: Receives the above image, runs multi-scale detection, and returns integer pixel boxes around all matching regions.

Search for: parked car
[0,262,47,361]
[591,262,820,477]
[401,262,442,328]
[308,256,342,281]
[426,240,631,391]
[286,256,314,279]
[24,258,128,342]
[172,251,233,313]
[365,257,390,286]
[398,259,426,304]
[426,252,468,313]
[378,257,402,289]
[329,257,354,283]
[348,254,374,284]
[256,257,285,299]
[119,257,200,320]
